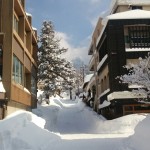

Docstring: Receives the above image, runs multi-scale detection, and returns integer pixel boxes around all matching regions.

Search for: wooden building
[88,0,150,119]
[0,0,38,118]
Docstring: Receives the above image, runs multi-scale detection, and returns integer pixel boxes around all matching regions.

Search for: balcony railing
[97,54,108,71]
[19,0,24,8]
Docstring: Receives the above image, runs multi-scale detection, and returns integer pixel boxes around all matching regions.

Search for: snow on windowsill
[126,48,150,52]
[98,100,111,109]
[32,27,37,31]
[128,84,144,89]
[98,89,110,99]
[26,12,32,17]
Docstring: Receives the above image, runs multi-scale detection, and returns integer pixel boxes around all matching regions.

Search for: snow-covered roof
[84,74,94,83]
[107,91,147,101]
[117,0,150,5]
[106,9,150,21]
[110,0,150,14]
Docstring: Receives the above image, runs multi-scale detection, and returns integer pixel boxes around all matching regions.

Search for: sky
[0,93,149,150]
[26,0,111,64]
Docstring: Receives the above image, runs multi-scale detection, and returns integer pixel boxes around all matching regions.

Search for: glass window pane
[13,55,23,85]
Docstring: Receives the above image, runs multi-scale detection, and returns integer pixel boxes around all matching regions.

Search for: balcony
[89,55,95,71]
[14,0,24,16]
[97,54,108,71]
[87,75,95,90]
[88,44,94,55]
[19,0,25,8]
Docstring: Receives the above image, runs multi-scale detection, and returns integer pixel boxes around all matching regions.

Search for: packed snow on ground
[0,93,149,150]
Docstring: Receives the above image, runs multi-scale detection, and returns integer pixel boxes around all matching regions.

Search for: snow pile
[127,115,150,150]
[97,114,146,134]
[0,96,149,150]
[0,111,60,150]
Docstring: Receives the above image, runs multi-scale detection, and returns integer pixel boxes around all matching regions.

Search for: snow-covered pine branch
[117,53,150,102]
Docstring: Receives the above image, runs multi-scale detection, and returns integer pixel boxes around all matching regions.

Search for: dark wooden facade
[97,19,150,119]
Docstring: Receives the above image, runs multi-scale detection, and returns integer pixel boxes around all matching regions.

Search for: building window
[131,6,142,10]
[14,14,19,33]
[13,55,23,85]
[24,68,30,91]
[126,26,150,48]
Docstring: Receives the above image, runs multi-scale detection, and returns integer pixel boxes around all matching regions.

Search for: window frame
[13,55,24,85]
[13,12,19,33]
[125,25,150,49]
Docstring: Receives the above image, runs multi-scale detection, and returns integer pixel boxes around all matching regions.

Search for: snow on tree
[38,21,75,96]
[117,53,150,102]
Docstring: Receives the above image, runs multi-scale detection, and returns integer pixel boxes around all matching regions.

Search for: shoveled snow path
[56,99,95,134]
[53,98,131,139]
[32,97,146,150]
[44,98,125,150]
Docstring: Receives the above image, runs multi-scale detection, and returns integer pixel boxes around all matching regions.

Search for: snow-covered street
[0,96,149,150]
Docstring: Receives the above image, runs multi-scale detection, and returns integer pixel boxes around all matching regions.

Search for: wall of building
[7,100,30,116]
[0,0,37,118]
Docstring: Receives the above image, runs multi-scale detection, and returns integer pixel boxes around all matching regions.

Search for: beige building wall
[97,65,109,96]
[7,101,29,116]
[0,0,38,118]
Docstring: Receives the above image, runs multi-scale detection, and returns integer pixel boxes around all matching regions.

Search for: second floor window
[131,6,142,10]
[125,26,150,48]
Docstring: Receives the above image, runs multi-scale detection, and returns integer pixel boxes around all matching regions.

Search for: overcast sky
[26,0,111,64]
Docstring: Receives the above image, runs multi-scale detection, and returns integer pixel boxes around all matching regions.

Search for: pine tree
[38,21,75,95]
[117,53,150,102]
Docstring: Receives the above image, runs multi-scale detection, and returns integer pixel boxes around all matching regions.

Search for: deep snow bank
[0,96,149,150]
[126,114,150,150]
[0,111,60,150]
